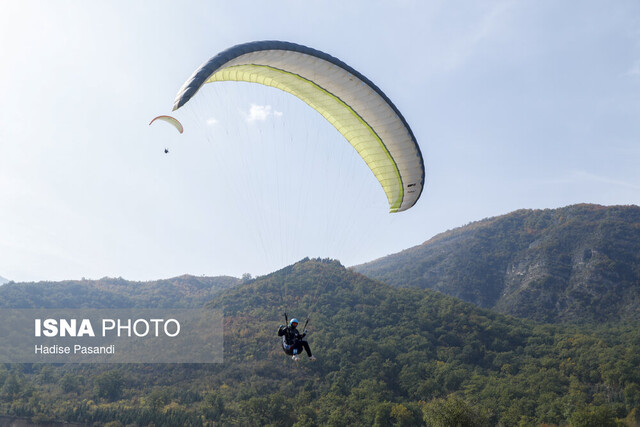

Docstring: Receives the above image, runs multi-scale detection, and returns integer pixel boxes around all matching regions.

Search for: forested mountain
[0,274,239,308]
[1,258,639,426]
[354,204,640,323]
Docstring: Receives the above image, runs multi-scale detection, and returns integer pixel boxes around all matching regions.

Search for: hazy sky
[1,0,639,282]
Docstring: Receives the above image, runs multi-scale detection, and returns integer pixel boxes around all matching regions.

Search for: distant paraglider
[149,115,184,134]
[162,40,425,212]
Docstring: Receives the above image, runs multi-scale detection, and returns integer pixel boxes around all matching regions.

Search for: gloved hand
[303,329,308,334]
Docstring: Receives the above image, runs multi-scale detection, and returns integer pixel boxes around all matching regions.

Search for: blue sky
[1,0,639,282]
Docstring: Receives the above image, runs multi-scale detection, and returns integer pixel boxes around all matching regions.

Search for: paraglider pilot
[279,318,315,361]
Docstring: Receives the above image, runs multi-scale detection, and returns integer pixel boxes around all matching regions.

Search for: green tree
[201,391,225,421]
[423,395,491,427]
[624,383,640,409]
[60,373,81,394]
[1,374,20,400]
[94,370,124,401]
[569,405,617,427]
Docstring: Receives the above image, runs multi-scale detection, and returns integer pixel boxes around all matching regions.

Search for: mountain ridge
[0,274,239,308]
[353,203,640,323]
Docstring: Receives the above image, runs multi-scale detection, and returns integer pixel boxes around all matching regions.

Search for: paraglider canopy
[150,115,184,134]
[170,40,425,213]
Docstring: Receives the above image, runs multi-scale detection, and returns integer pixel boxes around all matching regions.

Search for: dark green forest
[354,204,640,324]
[1,258,639,426]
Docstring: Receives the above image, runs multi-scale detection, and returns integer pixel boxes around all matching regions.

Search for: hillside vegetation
[1,259,639,426]
[354,204,640,323]
[0,274,239,309]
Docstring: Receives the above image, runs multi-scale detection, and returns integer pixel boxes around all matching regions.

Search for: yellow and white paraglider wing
[172,41,424,212]
[149,115,184,134]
